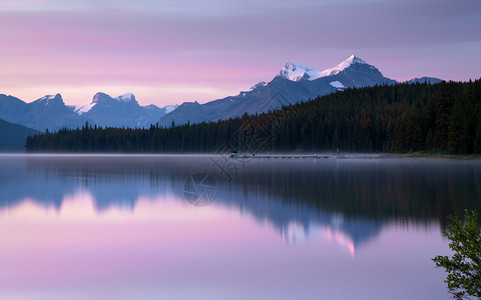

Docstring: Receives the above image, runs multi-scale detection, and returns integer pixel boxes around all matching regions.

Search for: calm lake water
[1,154,480,300]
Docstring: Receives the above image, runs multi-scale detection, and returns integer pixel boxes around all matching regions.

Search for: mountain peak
[278,62,323,82]
[347,54,366,64]
[39,93,62,101]
[33,93,64,106]
[76,92,141,116]
[92,92,138,104]
[321,55,368,77]
[92,92,111,103]
[116,93,136,103]
[278,55,369,82]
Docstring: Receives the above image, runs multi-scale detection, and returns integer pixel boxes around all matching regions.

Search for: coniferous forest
[26,80,481,154]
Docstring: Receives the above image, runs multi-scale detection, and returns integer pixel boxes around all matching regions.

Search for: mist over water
[1,154,480,299]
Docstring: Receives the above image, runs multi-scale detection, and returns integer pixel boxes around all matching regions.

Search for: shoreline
[2,152,481,160]
[405,152,481,160]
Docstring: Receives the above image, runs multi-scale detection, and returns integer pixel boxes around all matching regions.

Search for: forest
[26,79,481,154]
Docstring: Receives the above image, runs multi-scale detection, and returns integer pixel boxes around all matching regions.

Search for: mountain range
[0,92,178,132]
[71,92,178,129]
[1,54,441,135]
[157,55,441,126]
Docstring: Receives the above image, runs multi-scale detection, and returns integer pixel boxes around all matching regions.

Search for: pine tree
[448,98,465,154]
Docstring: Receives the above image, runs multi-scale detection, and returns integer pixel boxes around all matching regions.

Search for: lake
[1,154,480,299]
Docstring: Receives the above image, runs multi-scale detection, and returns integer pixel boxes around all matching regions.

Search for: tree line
[26,79,481,154]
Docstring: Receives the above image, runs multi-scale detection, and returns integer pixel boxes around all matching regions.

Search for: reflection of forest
[231,159,481,228]
[1,156,480,230]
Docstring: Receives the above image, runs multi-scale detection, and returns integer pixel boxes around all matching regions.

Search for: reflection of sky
[0,193,449,300]
[0,155,462,299]
[0,155,392,252]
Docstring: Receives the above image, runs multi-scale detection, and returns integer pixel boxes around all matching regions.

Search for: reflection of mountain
[1,155,481,248]
[214,184,383,250]
[0,155,183,211]
[282,221,361,256]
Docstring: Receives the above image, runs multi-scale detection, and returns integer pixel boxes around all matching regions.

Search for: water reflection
[1,155,480,249]
[2,154,477,299]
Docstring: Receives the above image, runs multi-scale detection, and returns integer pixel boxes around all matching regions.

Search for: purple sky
[1,0,480,107]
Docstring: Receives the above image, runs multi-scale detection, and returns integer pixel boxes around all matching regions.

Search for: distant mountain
[71,92,178,128]
[1,54,443,131]
[406,77,443,84]
[0,93,87,132]
[158,55,399,126]
[0,92,177,131]
[0,119,41,152]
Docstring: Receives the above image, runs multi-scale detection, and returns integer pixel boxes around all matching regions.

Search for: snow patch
[40,95,57,101]
[250,81,267,91]
[36,94,61,106]
[279,62,324,82]
[116,93,135,102]
[74,102,97,115]
[164,105,178,114]
[329,81,345,88]
[321,55,367,77]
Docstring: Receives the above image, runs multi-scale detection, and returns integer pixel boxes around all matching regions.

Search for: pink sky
[1,0,480,107]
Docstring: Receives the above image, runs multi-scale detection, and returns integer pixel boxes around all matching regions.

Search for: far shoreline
[2,151,481,160]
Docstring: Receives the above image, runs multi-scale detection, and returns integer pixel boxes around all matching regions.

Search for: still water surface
[1,154,480,299]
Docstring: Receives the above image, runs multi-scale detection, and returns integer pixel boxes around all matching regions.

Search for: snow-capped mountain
[0,54,442,133]
[279,62,325,82]
[158,54,400,126]
[0,93,87,131]
[0,92,177,131]
[71,92,178,128]
[278,55,368,81]
[116,92,136,103]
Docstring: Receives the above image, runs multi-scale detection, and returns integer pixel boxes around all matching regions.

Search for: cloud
[0,0,480,105]
[2,0,47,8]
